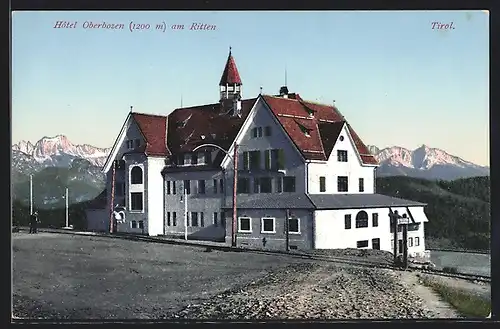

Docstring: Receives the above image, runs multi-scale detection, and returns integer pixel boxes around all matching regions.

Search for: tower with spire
[219,47,242,101]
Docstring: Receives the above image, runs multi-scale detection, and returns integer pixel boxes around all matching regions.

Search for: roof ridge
[132,112,168,118]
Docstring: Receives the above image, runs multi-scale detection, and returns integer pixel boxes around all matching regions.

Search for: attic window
[297,123,312,137]
[201,135,206,140]
[339,135,344,141]
[306,109,315,117]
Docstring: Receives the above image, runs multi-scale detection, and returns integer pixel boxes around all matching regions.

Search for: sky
[12,11,489,166]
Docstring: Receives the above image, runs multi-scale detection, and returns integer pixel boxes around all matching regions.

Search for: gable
[262,95,378,165]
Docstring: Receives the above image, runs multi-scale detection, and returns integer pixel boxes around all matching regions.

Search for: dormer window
[297,123,312,137]
[135,139,141,148]
[307,109,315,117]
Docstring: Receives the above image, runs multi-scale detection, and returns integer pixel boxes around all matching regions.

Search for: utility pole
[29,174,33,215]
[402,220,409,269]
[184,182,188,241]
[285,209,290,251]
[65,187,69,228]
[232,144,238,247]
[109,161,116,234]
[391,210,399,266]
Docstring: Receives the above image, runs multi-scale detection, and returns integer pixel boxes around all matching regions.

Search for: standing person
[29,212,36,234]
[33,211,39,234]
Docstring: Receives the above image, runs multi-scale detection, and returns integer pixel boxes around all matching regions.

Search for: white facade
[307,124,376,195]
[314,206,428,256]
[146,156,166,236]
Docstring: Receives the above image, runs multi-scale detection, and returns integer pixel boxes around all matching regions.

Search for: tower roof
[219,48,242,86]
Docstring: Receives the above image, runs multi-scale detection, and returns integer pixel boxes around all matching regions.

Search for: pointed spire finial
[260,86,263,95]
[285,65,287,86]
[130,105,133,112]
[229,46,232,54]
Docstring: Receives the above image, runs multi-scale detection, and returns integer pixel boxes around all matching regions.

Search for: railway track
[15,227,491,283]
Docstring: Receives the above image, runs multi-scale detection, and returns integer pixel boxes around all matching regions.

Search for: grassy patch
[421,277,490,318]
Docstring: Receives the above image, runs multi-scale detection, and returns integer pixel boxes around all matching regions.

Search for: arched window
[355,211,369,228]
[130,166,143,184]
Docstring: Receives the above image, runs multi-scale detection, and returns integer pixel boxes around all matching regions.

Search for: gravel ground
[13,233,455,320]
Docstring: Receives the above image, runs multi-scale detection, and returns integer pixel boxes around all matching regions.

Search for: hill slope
[377,176,490,250]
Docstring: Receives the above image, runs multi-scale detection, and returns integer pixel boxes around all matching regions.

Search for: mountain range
[10,135,489,209]
[368,145,490,181]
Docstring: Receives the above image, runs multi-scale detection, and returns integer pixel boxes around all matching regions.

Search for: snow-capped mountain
[12,135,111,170]
[368,145,489,180]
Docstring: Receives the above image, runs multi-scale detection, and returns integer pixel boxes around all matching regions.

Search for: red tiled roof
[132,113,170,156]
[262,95,378,165]
[166,99,257,154]
[219,51,242,85]
[163,95,377,166]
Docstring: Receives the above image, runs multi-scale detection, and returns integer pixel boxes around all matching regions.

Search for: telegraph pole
[232,144,238,247]
[29,174,33,215]
[391,210,399,265]
[65,187,69,228]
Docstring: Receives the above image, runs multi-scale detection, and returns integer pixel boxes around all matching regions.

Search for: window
[372,238,380,250]
[177,154,185,165]
[408,223,420,231]
[183,180,191,194]
[249,151,261,170]
[359,178,364,192]
[135,139,141,148]
[372,213,379,227]
[213,179,218,194]
[408,237,413,247]
[213,212,218,226]
[355,211,368,228]
[391,239,394,249]
[191,212,198,227]
[337,150,348,162]
[200,212,204,227]
[253,178,260,193]
[337,176,348,192]
[319,176,326,192]
[219,179,224,193]
[288,217,300,234]
[261,217,275,233]
[264,150,271,170]
[357,240,369,248]
[257,127,263,137]
[237,178,250,193]
[131,220,137,228]
[344,214,352,229]
[339,135,344,141]
[264,126,272,136]
[167,212,171,226]
[138,220,144,229]
[198,180,206,194]
[172,212,177,226]
[275,177,283,193]
[130,192,143,211]
[204,152,212,165]
[172,181,176,195]
[260,177,272,193]
[130,166,143,184]
[238,217,251,232]
[415,237,420,246]
[166,181,171,195]
[283,176,296,192]
[252,127,258,138]
[242,151,249,170]
[191,153,198,165]
[271,149,285,170]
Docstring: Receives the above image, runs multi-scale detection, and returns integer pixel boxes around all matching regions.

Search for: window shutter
[264,150,271,170]
[277,149,285,170]
[243,151,249,170]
